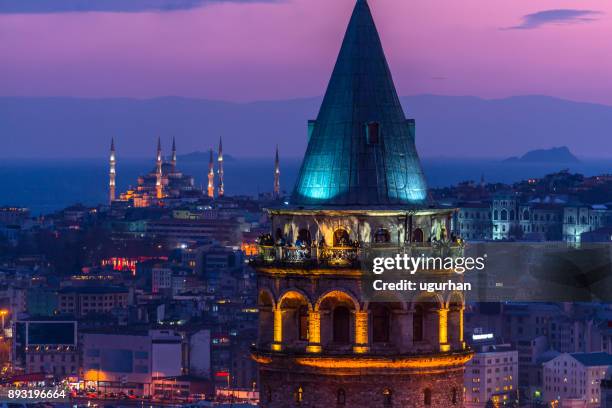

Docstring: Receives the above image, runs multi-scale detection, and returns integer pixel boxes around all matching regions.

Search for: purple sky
[1,0,611,104]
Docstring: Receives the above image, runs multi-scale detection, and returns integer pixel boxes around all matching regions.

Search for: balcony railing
[252,241,464,268]
[258,245,276,262]
[319,246,359,265]
[283,246,312,263]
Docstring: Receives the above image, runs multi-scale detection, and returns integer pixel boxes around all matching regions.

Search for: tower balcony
[253,241,464,269]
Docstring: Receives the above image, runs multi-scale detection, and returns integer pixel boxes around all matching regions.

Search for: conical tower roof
[291,0,429,208]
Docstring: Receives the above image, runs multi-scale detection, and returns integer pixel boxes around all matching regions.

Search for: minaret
[109,138,116,203]
[217,137,224,197]
[273,145,280,199]
[156,137,163,199]
[171,137,177,172]
[207,148,215,198]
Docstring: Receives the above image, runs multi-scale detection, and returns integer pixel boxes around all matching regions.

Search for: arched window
[297,228,311,246]
[374,228,391,243]
[510,210,515,221]
[424,388,432,406]
[501,210,508,221]
[266,386,272,403]
[373,306,390,343]
[451,387,458,405]
[295,386,304,403]
[333,306,350,344]
[413,305,424,342]
[493,210,498,220]
[333,229,350,247]
[337,389,346,406]
[412,228,424,243]
[383,388,392,407]
[299,305,309,341]
[523,210,529,220]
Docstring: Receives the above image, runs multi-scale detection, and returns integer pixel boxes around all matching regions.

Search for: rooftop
[570,352,612,367]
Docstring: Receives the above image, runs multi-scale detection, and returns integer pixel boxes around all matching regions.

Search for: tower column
[457,306,465,350]
[272,306,282,351]
[306,310,321,353]
[353,310,369,353]
[459,306,464,344]
[448,306,466,350]
[438,307,450,352]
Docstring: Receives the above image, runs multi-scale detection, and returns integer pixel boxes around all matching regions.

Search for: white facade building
[543,352,612,407]
[464,343,519,407]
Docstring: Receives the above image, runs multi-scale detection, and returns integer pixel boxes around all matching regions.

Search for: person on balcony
[318,236,326,248]
[259,233,273,246]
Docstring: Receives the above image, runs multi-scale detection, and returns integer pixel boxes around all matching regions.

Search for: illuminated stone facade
[254,212,469,407]
[252,1,472,407]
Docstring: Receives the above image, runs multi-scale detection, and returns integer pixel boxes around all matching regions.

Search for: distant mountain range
[503,146,580,164]
[1,95,612,159]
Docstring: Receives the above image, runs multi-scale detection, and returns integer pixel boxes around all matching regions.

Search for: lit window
[295,386,303,403]
[383,388,392,407]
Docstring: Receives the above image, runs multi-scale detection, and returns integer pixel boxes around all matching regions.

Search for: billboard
[25,321,77,346]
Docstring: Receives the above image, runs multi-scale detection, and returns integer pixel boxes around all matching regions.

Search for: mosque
[109,137,227,207]
[252,1,472,407]
[109,136,282,207]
